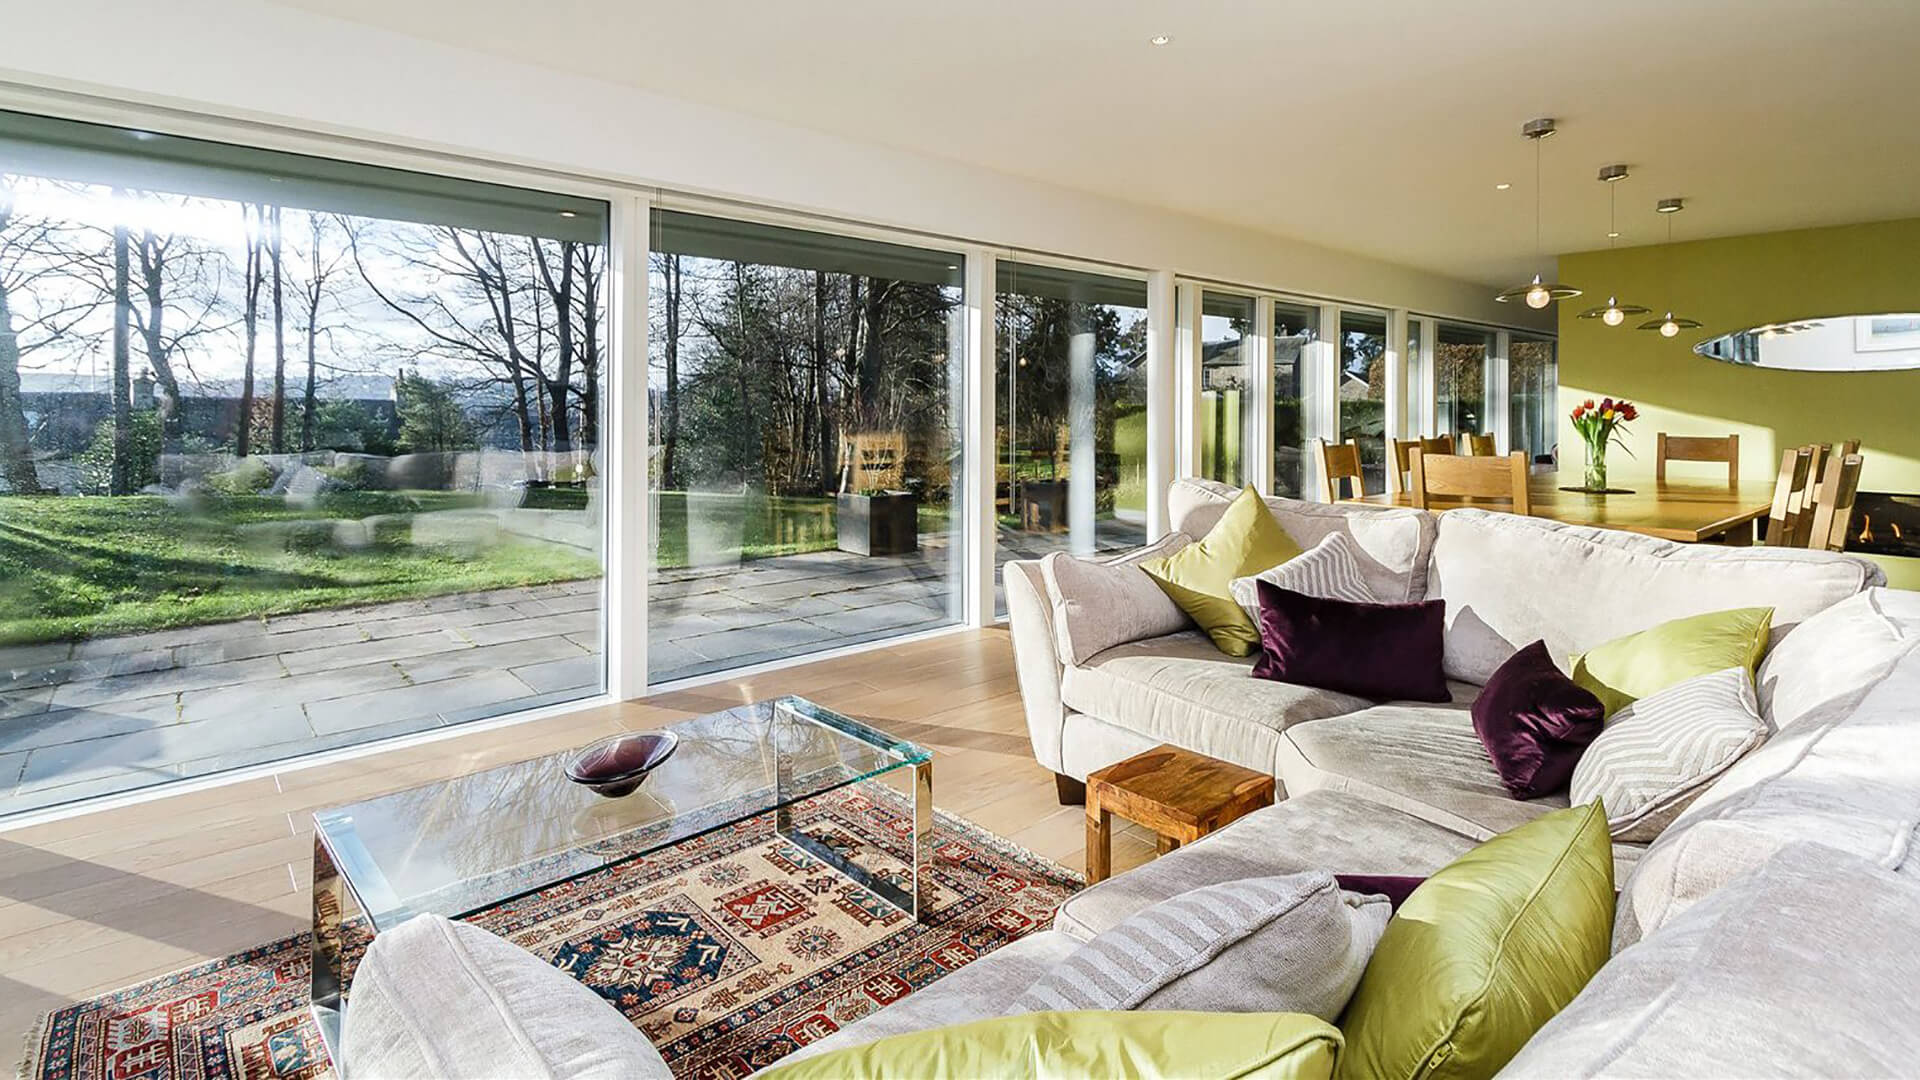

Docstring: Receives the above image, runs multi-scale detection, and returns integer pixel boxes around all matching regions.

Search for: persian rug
[19,786,1080,1080]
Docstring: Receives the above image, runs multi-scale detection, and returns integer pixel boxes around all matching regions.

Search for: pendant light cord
[1533,137,1543,259]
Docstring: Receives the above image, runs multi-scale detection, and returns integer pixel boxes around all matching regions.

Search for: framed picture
[1854,314,1920,353]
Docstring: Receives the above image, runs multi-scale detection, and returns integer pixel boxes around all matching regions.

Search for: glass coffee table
[308,695,933,1060]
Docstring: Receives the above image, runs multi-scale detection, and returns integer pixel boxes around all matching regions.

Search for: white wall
[0,0,1546,329]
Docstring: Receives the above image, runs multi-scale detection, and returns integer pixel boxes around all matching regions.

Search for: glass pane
[1271,303,1319,499]
[994,262,1149,616]
[1435,322,1495,438]
[1199,291,1254,486]
[1406,319,1425,436]
[1509,334,1558,464]
[1337,311,1388,496]
[647,211,965,683]
[0,110,607,817]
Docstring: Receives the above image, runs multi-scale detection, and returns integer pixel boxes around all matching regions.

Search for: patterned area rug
[19,785,1079,1080]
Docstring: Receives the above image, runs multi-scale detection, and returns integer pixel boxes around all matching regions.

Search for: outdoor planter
[838,490,919,556]
[1018,480,1070,533]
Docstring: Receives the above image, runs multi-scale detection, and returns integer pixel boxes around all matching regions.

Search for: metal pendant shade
[1495,118,1581,307]
[1637,202,1700,336]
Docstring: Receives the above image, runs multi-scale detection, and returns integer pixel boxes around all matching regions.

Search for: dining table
[1352,472,1776,544]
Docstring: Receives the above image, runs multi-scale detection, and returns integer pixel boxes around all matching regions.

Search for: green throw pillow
[763,1009,1343,1080]
[1338,802,1614,1080]
[1570,607,1773,717]
[1142,485,1301,656]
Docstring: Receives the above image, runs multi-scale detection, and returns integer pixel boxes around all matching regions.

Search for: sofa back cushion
[1039,533,1193,666]
[1428,509,1883,685]
[1613,591,1920,948]
[1168,477,1435,603]
[1503,843,1920,1079]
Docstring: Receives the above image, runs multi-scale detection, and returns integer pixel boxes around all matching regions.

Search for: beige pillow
[1040,533,1192,666]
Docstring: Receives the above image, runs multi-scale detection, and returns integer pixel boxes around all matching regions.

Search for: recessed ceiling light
[1607,231,1620,238]
[1495,182,1512,191]
[558,210,578,218]
[1149,34,1171,45]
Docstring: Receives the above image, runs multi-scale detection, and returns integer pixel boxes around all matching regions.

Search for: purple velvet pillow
[1250,580,1449,703]
[1335,874,1426,911]
[1471,640,1606,799]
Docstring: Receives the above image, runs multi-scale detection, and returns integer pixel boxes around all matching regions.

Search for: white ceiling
[274,0,1920,288]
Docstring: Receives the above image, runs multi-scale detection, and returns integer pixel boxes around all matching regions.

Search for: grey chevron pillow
[1230,531,1377,623]
[1010,871,1389,1020]
[1571,667,1769,843]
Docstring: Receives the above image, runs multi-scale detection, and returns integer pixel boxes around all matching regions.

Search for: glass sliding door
[1509,333,1558,465]
[1337,310,1389,495]
[1198,291,1255,486]
[1435,322,1495,442]
[1271,302,1319,498]
[647,211,965,683]
[0,109,608,815]
[994,262,1148,615]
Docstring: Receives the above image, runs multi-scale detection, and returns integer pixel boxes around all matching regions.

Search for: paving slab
[397,636,589,686]
[304,671,533,736]
[509,655,601,695]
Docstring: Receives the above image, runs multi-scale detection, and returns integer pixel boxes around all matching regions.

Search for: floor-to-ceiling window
[1198,291,1254,486]
[1337,310,1389,493]
[0,110,608,815]
[1271,302,1319,498]
[1434,322,1495,440]
[994,262,1147,614]
[646,211,965,682]
[1509,332,1558,464]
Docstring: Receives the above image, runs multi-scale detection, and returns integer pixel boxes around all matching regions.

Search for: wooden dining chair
[1761,446,1815,546]
[1408,449,1531,515]
[1317,438,1366,501]
[1390,436,1456,495]
[1805,452,1864,552]
[1421,435,1456,457]
[1466,433,1498,457]
[1840,438,1862,456]
[1656,432,1740,487]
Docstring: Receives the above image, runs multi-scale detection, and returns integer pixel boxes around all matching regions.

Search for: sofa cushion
[1569,606,1771,717]
[1472,640,1606,799]
[1504,843,1920,1079]
[1340,803,1615,1080]
[1428,509,1882,685]
[1279,702,1568,840]
[1755,586,1920,731]
[1571,667,1769,844]
[1169,477,1436,602]
[1229,531,1378,621]
[1060,631,1369,770]
[772,930,1080,1066]
[1039,533,1192,666]
[1013,871,1387,1020]
[1252,582,1450,703]
[1054,790,1478,941]
[341,914,672,1080]
[1144,484,1301,655]
[1614,609,1920,948]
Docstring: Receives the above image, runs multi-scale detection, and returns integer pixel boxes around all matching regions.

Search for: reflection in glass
[1695,314,1920,372]
[1199,292,1255,486]
[646,212,965,683]
[994,263,1149,615]
[1338,311,1389,494]
[1435,322,1495,438]
[1271,303,1319,498]
[1509,334,1558,464]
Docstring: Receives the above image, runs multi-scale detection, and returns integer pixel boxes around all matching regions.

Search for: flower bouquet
[1569,397,1637,493]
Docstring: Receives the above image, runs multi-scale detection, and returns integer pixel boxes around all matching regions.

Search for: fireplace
[1847,492,1920,560]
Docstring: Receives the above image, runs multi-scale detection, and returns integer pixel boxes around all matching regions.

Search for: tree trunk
[0,274,42,494]
[661,253,682,490]
[536,240,575,455]
[111,218,133,496]
[811,271,832,492]
[237,208,261,458]
[269,205,286,454]
[136,231,185,443]
[301,319,319,452]
[859,277,892,432]
[576,246,600,451]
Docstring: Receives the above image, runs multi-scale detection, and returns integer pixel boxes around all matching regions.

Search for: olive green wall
[1556,217,1920,589]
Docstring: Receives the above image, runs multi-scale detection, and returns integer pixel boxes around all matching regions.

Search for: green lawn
[0,491,600,646]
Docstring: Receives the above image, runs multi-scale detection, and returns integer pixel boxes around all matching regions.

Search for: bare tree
[572,243,602,452]
[129,198,229,443]
[654,252,683,488]
[110,200,133,495]
[294,212,349,452]
[236,203,267,457]
[0,182,108,493]
[269,204,287,454]
[533,239,577,454]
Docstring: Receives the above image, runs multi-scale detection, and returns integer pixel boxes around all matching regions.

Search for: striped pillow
[1230,531,1376,623]
[1571,667,1770,843]
[1010,871,1388,1020]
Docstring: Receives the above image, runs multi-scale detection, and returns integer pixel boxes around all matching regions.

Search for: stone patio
[0,522,1144,817]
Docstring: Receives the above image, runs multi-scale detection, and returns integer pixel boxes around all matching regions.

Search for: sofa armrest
[1004,558,1069,774]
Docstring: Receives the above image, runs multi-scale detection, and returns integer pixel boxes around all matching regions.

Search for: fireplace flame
[1896,522,1905,541]
[1860,515,1874,543]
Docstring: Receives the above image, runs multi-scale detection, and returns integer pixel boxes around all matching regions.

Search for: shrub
[75,412,163,495]
[205,457,276,495]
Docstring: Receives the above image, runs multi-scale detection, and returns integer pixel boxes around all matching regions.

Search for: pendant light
[1495,118,1582,308]
[1577,164,1650,327]
[1638,198,1702,337]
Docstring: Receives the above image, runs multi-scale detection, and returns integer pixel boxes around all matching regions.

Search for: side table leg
[310,834,346,1065]
[1085,805,1111,884]
[1155,833,1179,855]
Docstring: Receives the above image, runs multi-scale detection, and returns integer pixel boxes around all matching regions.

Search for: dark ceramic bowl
[565,730,679,798]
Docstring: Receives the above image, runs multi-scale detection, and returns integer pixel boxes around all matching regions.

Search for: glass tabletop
[312,695,930,929]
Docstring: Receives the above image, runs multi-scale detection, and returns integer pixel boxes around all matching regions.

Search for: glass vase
[1583,443,1609,492]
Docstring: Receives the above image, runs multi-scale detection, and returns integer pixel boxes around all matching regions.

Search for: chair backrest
[1421,435,1456,457]
[1656,432,1740,487]
[1408,449,1531,515]
[1840,438,1862,456]
[1466,433,1497,457]
[1390,436,1455,495]
[1784,443,1834,546]
[1805,452,1864,552]
[1762,446,1815,547]
[1317,438,1365,501]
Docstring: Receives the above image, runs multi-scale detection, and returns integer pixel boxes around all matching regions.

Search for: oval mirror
[1695,314,1920,372]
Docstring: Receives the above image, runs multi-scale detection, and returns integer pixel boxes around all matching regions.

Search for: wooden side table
[1084,744,1276,884]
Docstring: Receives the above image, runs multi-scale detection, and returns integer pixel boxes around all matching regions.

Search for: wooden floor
[0,627,1161,1045]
